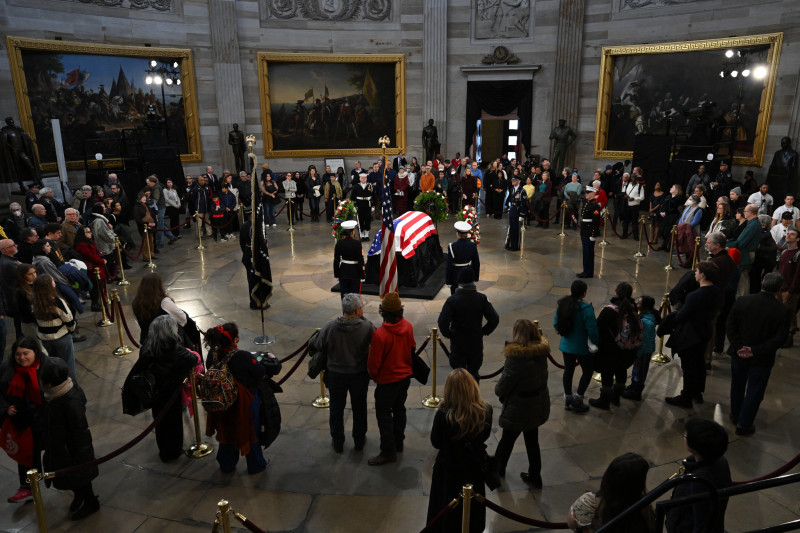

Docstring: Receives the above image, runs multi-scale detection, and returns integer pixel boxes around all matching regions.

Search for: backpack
[604,304,643,350]
[198,349,239,412]
[121,360,156,416]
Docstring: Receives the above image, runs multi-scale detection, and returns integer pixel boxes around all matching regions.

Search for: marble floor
[1,214,799,532]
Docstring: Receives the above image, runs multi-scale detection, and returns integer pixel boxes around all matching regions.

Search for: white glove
[587,339,599,353]
[589,237,596,242]
[518,217,524,223]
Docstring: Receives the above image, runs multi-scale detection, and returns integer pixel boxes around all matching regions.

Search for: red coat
[368,318,414,384]
[393,175,410,213]
[74,241,107,279]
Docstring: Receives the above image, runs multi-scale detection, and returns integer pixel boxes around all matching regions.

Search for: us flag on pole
[377,157,396,296]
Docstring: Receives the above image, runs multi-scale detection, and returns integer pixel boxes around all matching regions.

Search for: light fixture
[730,70,738,78]
[753,65,768,79]
[145,75,153,84]
[719,70,725,78]
[154,75,162,85]
[173,61,179,68]
[725,49,734,58]
[176,79,181,85]
[707,153,714,161]
[150,60,157,67]
[95,153,103,161]
[165,78,173,85]
[742,69,751,77]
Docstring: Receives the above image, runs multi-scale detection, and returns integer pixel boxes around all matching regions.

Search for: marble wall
[0,0,798,189]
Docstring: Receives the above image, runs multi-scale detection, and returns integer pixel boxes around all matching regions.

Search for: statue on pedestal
[228,123,246,174]
[0,117,43,191]
[549,119,576,173]
[766,136,798,203]
[422,119,440,163]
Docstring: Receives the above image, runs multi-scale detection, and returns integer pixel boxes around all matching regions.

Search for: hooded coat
[495,341,550,432]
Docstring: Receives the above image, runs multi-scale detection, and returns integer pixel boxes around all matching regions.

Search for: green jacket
[726,217,760,266]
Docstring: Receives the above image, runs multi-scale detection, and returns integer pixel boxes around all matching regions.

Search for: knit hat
[728,247,741,265]
[380,292,402,312]
[457,268,474,284]
[730,186,742,196]
[605,164,613,170]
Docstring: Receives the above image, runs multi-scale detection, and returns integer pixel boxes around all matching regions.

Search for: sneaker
[564,394,573,410]
[219,237,228,242]
[569,395,590,413]
[8,487,32,503]
[368,453,397,466]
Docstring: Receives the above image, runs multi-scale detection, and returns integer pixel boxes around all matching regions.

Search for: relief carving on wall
[475,0,531,40]
[621,0,699,9]
[266,0,392,21]
[481,46,521,65]
[74,0,172,10]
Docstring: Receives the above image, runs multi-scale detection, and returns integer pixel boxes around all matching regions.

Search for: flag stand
[254,305,275,345]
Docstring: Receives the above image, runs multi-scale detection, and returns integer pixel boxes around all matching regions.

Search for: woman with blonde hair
[426,368,493,532]
[494,319,550,488]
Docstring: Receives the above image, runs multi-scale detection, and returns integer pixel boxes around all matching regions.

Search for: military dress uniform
[334,234,365,297]
[579,197,602,278]
[505,181,528,251]
[446,237,480,295]
[350,181,373,241]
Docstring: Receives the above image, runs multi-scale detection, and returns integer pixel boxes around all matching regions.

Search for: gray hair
[592,180,601,188]
[762,272,784,293]
[758,214,772,228]
[31,203,44,212]
[39,188,52,195]
[141,314,181,354]
[341,293,363,316]
[64,208,78,216]
[9,202,20,210]
[706,231,727,248]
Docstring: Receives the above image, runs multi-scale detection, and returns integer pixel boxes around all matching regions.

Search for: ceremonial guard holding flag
[351,173,373,241]
[445,221,480,295]
[334,220,365,298]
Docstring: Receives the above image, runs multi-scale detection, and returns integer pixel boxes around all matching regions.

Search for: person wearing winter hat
[367,292,415,465]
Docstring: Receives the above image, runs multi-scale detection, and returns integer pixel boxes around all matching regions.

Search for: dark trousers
[623,205,640,239]
[216,392,267,474]
[678,343,707,396]
[730,356,772,429]
[339,278,360,298]
[153,394,184,462]
[562,352,593,396]
[374,377,410,455]
[327,371,369,446]
[581,237,595,276]
[166,205,181,236]
[714,288,736,352]
[494,427,541,476]
[630,353,651,391]
[448,349,483,383]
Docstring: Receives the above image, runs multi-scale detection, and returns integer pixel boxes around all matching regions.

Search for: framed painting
[257,52,406,158]
[6,36,202,171]
[594,33,783,166]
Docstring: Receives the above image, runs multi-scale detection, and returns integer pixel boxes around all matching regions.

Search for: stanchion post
[195,212,206,250]
[26,469,48,533]
[634,216,646,258]
[313,370,330,408]
[423,327,442,408]
[186,371,213,458]
[664,225,677,271]
[460,484,474,533]
[114,237,129,286]
[143,225,156,269]
[111,289,133,357]
[557,201,567,237]
[691,236,700,270]
[93,268,113,327]
[218,500,232,533]
[599,211,610,246]
[287,199,295,232]
[651,292,672,363]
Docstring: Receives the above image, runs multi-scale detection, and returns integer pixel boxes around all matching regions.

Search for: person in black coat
[41,357,99,520]
[657,184,686,248]
[437,269,499,381]
[505,176,528,251]
[445,221,479,295]
[333,221,364,298]
[137,315,200,462]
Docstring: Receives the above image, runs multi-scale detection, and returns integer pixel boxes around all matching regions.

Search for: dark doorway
[465,80,533,162]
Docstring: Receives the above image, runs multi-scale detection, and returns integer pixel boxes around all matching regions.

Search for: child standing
[622,295,659,401]
[210,193,226,242]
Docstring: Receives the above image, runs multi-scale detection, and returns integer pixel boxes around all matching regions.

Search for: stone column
[208,0,245,170]
[550,0,585,162]
[423,0,447,155]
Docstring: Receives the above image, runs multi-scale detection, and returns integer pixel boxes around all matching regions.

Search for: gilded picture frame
[594,33,783,167]
[5,36,202,171]
[257,52,406,158]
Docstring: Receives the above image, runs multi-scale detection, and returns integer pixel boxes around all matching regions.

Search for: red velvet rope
[122,235,146,260]
[201,215,237,230]
[548,353,566,369]
[608,216,636,239]
[418,499,460,533]
[278,341,309,363]
[276,346,309,386]
[233,513,267,533]
[479,366,504,380]
[115,299,141,348]
[437,337,450,357]
[477,197,504,216]
[733,451,800,485]
[415,336,431,356]
[475,493,569,529]
[151,219,192,232]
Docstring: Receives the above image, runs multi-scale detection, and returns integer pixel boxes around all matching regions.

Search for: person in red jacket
[73,226,106,312]
[367,292,414,466]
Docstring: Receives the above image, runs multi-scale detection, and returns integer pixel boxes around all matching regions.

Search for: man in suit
[392,152,407,172]
[445,221,479,295]
[333,220,364,297]
[205,165,221,194]
[726,272,790,435]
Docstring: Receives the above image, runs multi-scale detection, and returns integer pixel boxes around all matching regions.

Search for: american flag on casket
[368,211,438,260]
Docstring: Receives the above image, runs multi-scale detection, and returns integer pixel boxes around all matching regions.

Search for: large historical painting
[258,53,406,158]
[594,33,782,166]
[6,37,201,170]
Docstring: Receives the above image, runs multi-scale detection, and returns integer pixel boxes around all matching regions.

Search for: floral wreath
[414,191,449,224]
[456,204,480,244]
[332,199,358,239]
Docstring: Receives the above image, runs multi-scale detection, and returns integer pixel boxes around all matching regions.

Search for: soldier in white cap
[505,174,528,251]
[334,220,365,297]
[350,172,373,241]
[445,220,480,295]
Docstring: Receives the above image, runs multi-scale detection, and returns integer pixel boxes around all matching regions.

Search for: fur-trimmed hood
[503,340,550,359]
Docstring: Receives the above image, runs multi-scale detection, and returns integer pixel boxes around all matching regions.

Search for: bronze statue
[766,136,798,203]
[422,119,440,163]
[228,123,246,173]
[549,119,576,174]
[0,117,43,191]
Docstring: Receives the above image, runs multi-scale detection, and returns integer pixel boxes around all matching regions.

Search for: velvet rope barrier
[531,208,562,224]
[733,451,800,485]
[278,340,309,363]
[437,337,450,357]
[201,215,237,230]
[100,277,113,320]
[473,493,569,529]
[418,498,460,533]
[50,386,181,477]
[608,217,636,239]
[122,235,147,260]
[232,512,267,533]
[276,346,310,386]
[479,366,504,380]
[152,218,192,232]
[115,298,141,348]
[548,352,566,369]
[477,197,504,216]
[644,225,663,252]
[415,336,431,356]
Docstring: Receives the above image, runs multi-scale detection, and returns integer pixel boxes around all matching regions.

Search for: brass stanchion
[217,500,232,533]
[423,327,442,407]
[592,371,602,383]
[598,211,610,246]
[664,225,677,271]
[143,225,156,269]
[186,371,213,458]
[634,216,646,258]
[287,199,294,232]
[195,212,206,250]
[111,289,133,357]
[691,236,700,270]
[460,484,474,533]
[313,370,330,408]
[114,237,129,286]
[93,268,112,327]
[651,292,672,363]
[557,201,568,237]
[26,469,49,533]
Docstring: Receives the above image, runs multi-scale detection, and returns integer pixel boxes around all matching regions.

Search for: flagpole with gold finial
[378,135,390,297]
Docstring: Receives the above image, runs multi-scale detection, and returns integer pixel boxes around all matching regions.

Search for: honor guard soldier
[505,175,528,251]
[351,172,373,241]
[334,220,365,297]
[578,186,602,279]
[446,220,480,295]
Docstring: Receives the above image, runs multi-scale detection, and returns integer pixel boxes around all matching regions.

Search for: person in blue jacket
[554,280,600,413]
[622,295,659,401]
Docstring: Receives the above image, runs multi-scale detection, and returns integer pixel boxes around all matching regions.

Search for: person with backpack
[554,280,600,413]
[660,261,722,408]
[203,322,269,474]
[589,282,643,410]
[622,296,660,401]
